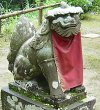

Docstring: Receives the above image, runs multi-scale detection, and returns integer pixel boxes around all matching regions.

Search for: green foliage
[44,0,93,13]
[92,0,100,13]
[0,3,5,14]
[2,17,18,39]
[67,0,93,13]
[24,0,30,9]
[0,0,20,11]
[80,13,91,20]
[44,0,63,5]
[1,11,39,40]
[1,0,100,13]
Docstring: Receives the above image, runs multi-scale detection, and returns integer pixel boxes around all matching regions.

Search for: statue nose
[71,18,75,23]
[64,16,75,23]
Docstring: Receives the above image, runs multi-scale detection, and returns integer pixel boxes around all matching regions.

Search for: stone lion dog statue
[7,2,84,100]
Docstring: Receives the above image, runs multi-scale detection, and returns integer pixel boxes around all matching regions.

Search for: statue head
[45,2,83,37]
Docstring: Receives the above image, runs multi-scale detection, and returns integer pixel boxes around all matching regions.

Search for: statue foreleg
[38,58,65,99]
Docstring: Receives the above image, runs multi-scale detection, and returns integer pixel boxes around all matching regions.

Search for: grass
[0,36,9,48]
[81,13,100,73]
[81,14,100,34]
[0,11,39,38]
[82,38,100,73]
[83,53,100,71]
[82,38,100,50]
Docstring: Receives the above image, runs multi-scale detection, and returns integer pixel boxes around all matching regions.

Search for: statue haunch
[7,2,83,99]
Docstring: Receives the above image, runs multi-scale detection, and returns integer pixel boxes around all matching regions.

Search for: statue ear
[39,19,50,35]
[29,19,50,50]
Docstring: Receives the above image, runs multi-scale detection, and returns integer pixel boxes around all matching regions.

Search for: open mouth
[60,22,79,28]
[51,22,81,37]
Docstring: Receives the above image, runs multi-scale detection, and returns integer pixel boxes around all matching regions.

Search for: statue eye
[55,15,61,19]
[70,13,74,17]
[63,15,68,18]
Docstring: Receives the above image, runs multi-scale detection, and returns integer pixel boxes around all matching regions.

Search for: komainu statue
[7,2,84,100]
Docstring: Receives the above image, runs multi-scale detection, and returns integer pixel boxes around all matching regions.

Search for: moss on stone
[9,83,86,109]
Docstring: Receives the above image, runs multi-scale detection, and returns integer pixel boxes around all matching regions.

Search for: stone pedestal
[1,87,96,110]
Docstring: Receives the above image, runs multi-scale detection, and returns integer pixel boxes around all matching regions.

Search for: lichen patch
[52,81,58,89]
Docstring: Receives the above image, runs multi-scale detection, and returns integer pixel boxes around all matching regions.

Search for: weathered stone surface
[1,87,54,110]
[1,87,96,110]
[7,2,84,99]
[9,82,87,108]
[7,16,36,72]
[64,96,96,110]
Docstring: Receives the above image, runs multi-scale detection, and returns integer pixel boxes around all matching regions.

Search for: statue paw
[25,80,39,91]
[15,80,40,91]
[50,87,65,100]
[51,93,65,101]
[70,85,85,93]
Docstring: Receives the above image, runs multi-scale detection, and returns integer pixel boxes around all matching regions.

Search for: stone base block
[9,82,87,108]
[1,87,96,110]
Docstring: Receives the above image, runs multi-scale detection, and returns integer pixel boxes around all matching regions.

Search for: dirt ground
[82,38,100,110]
[0,48,14,110]
[0,15,100,109]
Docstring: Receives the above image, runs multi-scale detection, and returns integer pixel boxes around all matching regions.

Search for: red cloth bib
[52,31,83,91]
